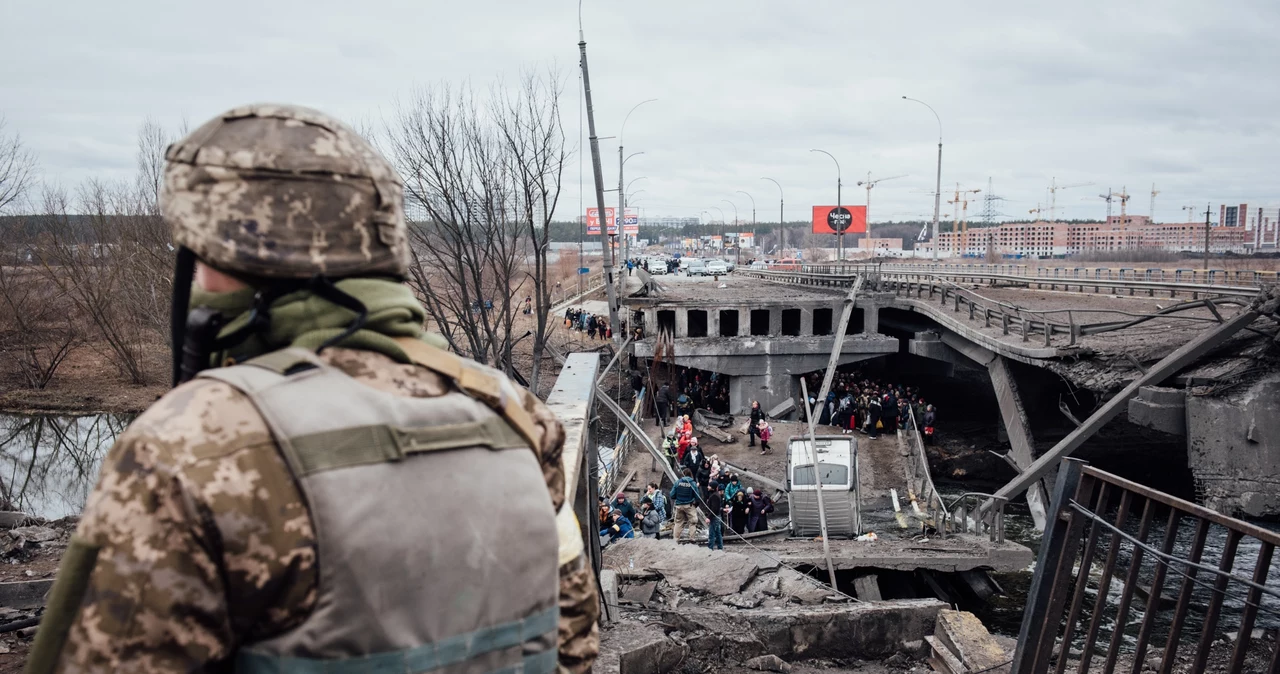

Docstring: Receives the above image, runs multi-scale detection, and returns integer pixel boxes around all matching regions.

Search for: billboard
[586,207,616,235]
[733,232,755,248]
[623,207,639,235]
[812,205,867,234]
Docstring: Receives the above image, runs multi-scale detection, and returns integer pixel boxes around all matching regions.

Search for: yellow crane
[947,183,982,257]
[1048,177,1094,223]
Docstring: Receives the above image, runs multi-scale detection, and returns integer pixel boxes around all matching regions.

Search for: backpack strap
[394,337,541,453]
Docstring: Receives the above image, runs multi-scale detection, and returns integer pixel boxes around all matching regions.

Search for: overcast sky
[2,0,1277,225]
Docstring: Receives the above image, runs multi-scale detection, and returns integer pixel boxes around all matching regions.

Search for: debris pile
[0,511,76,658]
[597,538,947,673]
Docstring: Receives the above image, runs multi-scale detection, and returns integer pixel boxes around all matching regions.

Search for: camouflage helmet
[161,104,407,279]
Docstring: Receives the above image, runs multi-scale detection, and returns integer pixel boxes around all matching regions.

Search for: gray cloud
[1,0,1276,224]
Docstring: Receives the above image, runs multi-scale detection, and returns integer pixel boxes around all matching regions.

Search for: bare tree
[0,240,76,389]
[494,69,568,393]
[387,84,531,377]
[0,115,38,214]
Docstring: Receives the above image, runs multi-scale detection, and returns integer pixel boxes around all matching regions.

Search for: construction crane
[947,183,982,258]
[1030,204,1046,220]
[1098,188,1115,220]
[1149,184,1160,223]
[1113,186,1131,222]
[855,172,906,241]
[1048,177,1095,223]
[1182,205,1197,223]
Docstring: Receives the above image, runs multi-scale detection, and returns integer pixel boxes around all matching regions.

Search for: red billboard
[812,205,867,234]
[587,207,616,235]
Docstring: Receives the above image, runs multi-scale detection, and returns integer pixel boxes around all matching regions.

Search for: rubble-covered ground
[0,514,75,673]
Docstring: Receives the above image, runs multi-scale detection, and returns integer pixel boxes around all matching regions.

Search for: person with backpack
[757,420,774,455]
[638,500,662,539]
[646,482,668,522]
[669,468,702,543]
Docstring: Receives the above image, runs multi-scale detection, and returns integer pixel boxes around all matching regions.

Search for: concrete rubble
[599,538,961,673]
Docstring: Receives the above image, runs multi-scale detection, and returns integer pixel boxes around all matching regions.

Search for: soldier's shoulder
[124,376,273,464]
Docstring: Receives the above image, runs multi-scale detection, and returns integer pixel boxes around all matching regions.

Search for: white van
[786,435,861,538]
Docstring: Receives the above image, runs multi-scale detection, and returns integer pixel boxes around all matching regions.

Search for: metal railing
[751,264,1261,300]
[794,262,1276,289]
[1013,458,1280,674]
[739,269,1254,348]
[903,405,1006,542]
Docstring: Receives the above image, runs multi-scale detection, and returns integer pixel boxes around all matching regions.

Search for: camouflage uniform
[31,105,598,673]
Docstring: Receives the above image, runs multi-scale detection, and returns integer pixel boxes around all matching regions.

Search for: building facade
[919,215,1251,259]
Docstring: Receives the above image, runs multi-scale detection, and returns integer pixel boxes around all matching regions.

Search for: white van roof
[788,436,853,466]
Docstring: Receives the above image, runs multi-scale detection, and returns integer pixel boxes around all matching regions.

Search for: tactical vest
[672,479,697,505]
[200,346,560,674]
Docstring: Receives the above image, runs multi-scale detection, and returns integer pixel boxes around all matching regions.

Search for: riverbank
[0,344,167,416]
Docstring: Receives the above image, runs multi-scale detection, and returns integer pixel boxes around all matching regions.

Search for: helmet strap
[170,247,197,387]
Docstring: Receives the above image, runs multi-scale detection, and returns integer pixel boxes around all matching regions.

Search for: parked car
[685,259,706,276]
[724,260,736,272]
[749,260,768,270]
[648,262,667,276]
[705,260,728,275]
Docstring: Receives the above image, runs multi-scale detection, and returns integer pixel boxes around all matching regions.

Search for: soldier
[27,104,598,673]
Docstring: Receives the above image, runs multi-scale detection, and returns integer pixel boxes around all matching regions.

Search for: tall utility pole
[1203,203,1212,271]
[1149,184,1160,223]
[618,99,656,266]
[722,199,738,255]
[736,190,755,265]
[903,96,943,261]
[811,149,843,260]
[762,177,784,255]
[579,26,620,341]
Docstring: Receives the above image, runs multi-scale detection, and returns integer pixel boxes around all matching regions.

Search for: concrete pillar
[729,371,794,414]
[800,308,814,336]
[863,304,880,334]
[768,308,781,336]
[708,307,720,337]
[988,356,1049,530]
[644,309,657,335]
[676,309,689,338]
[735,308,747,337]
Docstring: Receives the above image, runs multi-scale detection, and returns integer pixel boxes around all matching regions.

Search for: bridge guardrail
[739,268,1254,348]
[1013,458,1280,674]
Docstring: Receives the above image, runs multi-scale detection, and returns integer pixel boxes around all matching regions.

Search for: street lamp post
[903,96,943,261]
[762,177,784,255]
[619,99,657,265]
[721,199,737,256]
[810,149,843,260]
[736,190,755,265]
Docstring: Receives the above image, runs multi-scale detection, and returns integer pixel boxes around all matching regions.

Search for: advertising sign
[710,235,723,248]
[811,205,867,234]
[732,232,754,248]
[587,207,617,235]
[623,207,639,234]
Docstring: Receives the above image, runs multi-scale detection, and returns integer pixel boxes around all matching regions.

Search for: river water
[0,412,129,520]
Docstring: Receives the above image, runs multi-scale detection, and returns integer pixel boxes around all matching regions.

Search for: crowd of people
[599,417,777,549]
[564,307,613,340]
[798,370,939,442]
[651,367,732,423]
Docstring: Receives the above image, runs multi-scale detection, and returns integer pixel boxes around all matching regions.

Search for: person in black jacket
[696,458,712,495]
[747,400,763,447]
[656,383,672,428]
[611,493,636,522]
[705,483,726,550]
[728,491,750,535]
[746,487,774,533]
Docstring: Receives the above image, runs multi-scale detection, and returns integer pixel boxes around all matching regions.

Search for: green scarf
[191,278,446,367]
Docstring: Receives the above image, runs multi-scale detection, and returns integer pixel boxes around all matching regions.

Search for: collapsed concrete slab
[596,598,946,674]
[1128,385,1187,436]
[604,538,759,596]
